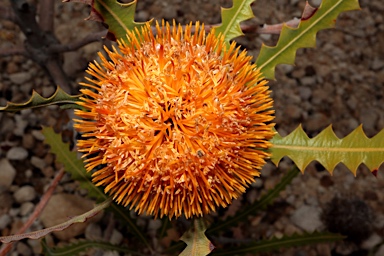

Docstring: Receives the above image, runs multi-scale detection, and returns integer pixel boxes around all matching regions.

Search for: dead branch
[48,30,107,53]
[38,0,55,32]
[255,18,301,34]
[10,0,72,93]
[0,46,27,57]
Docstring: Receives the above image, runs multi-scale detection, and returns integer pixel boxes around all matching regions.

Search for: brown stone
[39,193,103,240]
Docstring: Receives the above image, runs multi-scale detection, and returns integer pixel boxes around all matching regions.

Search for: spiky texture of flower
[74,21,275,219]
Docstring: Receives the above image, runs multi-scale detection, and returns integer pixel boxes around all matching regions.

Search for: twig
[257,18,300,34]
[38,0,55,32]
[0,46,27,57]
[10,0,73,93]
[10,0,44,49]
[48,30,107,53]
[44,60,72,93]
[0,168,65,256]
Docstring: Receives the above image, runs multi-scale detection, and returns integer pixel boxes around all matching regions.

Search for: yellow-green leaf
[180,219,214,256]
[255,0,360,80]
[42,127,102,200]
[0,87,80,112]
[93,0,150,41]
[214,0,255,44]
[270,125,384,175]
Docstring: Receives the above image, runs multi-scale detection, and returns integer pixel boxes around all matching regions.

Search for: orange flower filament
[74,21,275,219]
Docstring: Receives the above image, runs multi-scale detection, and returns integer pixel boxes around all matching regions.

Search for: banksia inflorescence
[74,21,275,219]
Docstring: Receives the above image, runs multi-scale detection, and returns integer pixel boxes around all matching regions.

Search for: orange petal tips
[74,21,275,219]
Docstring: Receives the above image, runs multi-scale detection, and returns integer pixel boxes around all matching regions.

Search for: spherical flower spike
[74,21,275,219]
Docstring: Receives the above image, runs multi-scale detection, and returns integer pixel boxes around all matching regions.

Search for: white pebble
[0,214,11,229]
[20,202,35,216]
[9,72,32,85]
[7,147,28,161]
[290,205,322,232]
[109,229,123,245]
[14,185,36,203]
[31,156,46,170]
[0,159,16,193]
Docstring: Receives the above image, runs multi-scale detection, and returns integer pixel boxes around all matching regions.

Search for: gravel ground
[0,0,383,255]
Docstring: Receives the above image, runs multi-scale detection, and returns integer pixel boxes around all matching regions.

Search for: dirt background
[0,0,383,255]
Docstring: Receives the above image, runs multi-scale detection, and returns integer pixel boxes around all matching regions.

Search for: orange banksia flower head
[74,21,275,219]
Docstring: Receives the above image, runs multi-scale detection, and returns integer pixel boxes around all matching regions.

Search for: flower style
[74,21,275,219]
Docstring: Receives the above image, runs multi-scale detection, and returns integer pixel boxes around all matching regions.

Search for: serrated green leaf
[255,0,360,79]
[207,167,299,235]
[214,0,255,44]
[41,238,147,256]
[93,0,150,41]
[210,231,345,255]
[0,199,111,243]
[180,219,214,256]
[0,87,80,112]
[42,127,99,199]
[270,125,384,175]
[41,127,151,249]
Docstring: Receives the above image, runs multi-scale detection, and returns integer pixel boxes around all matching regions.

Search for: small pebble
[300,76,315,86]
[371,57,384,70]
[20,202,35,216]
[375,244,384,256]
[14,185,36,203]
[0,192,13,213]
[13,115,29,136]
[42,166,54,178]
[31,156,46,170]
[285,104,302,119]
[0,214,11,229]
[9,208,20,217]
[360,109,378,135]
[42,86,55,97]
[0,159,16,192]
[148,219,162,231]
[109,229,123,245]
[299,87,312,100]
[16,241,32,256]
[27,239,42,254]
[25,169,33,179]
[6,62,18,74]
[361,233,382,250]
[290,205,322,232]
[31,130,45,141]
[6,147,29,161]
[85,223,102,241]
[136,10,150,21]
[9,72,32,85]
[22,134,36,149]
[63,182,77,193]
[305,113,329,132]
[103,251,119,256]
